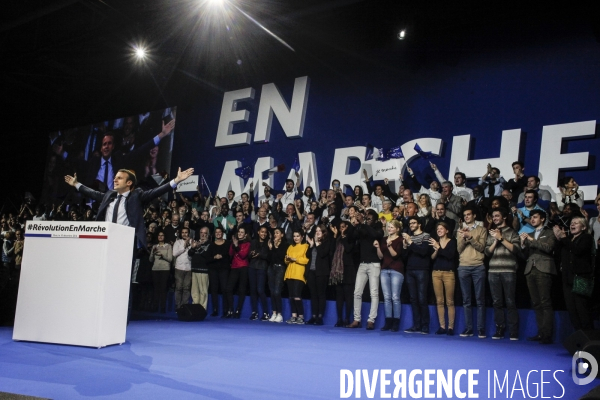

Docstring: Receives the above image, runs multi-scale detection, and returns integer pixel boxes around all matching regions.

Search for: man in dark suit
[431,202,456,239]
[520,209,557,344]
[64,166,194,249]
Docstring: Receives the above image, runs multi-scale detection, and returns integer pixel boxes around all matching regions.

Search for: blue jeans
[380,269,404,319]
[488,272,518,335]
[406,269,429,330]
[457,265,486,331]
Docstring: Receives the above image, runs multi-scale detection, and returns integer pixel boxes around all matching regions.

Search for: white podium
[13,221,135,348]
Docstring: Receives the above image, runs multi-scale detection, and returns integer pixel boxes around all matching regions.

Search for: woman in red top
[225,227,251,318]
[375,219,404,332]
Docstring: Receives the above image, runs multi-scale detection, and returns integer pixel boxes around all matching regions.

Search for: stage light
[134,47,147,59]
[398,29,406,40]
[208,0,226,7]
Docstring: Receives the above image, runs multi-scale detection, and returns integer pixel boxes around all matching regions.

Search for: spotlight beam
[232,5,295,52]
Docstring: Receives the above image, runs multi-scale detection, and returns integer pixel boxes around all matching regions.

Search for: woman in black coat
[554,216,595,330]
[248,226,271,321]
[305,224,334,325]
[330,221,357,327]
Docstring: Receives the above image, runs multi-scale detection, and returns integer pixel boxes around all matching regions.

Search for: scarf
[329,238,345,285]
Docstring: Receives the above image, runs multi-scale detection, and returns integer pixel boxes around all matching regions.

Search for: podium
[13,221,135,348]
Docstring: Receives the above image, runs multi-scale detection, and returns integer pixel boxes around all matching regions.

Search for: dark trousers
[248,267,268,315]
[307,270,328,317]
[268,264,285,313]
[458,265,486,331]
[563,281,593,330]
[209,268,229,313]
[406,269,430,330]
[0,263,10,294]
[526,267,554,339]
[152,270,170,312]
[488,272,519,335]
[226,267,248,312]
[335,283,354,321]
[287,279,305,316]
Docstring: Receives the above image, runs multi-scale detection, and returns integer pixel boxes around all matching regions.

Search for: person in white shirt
[431,162,473,202]
[173,228,193,309]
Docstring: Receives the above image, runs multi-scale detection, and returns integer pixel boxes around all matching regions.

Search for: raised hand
[175,167,194,184]
[159,119,176,139]
[64,173,79,187]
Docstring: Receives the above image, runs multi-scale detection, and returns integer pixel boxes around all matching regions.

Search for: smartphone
[162,114,173,125]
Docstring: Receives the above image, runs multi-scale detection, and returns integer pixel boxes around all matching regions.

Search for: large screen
[42,107,176,205]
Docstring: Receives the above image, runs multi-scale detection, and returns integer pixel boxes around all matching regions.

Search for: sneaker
[460,328,474,337]
[510,333,519,341]
[295,317,305,325]
[260,313,270,321]
[268,313,277,322]
[273,314,283,323]
[421,327,429,335]
[306,317,317,325]
[249,312,258,321]
[492,327,505,340]
[233,310,241,319]
[478,329,486,339]
[404,327,420,333]
[286,317,297,324]
[447,329,454,336]
[435,328,447,335]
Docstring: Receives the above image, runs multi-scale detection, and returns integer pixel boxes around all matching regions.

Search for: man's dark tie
[103,160,109,188]
[112,195,122,223]
[488,181,495,197]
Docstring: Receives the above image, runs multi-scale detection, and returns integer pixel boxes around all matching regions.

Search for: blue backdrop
[173,24,600,208]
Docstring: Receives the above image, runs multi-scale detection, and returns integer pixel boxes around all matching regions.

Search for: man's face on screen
[101,135,114,159]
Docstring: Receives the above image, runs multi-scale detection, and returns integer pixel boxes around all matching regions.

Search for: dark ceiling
[0,0,598,198]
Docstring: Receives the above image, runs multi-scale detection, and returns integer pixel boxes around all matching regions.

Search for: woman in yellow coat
[284,230,310,324]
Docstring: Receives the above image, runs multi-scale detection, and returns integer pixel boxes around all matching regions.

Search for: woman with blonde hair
[554,216,594,330]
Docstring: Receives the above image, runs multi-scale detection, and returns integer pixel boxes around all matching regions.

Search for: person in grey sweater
[485,207,521,340]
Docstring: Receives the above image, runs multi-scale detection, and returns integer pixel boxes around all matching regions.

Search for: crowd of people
[1,160,599,344]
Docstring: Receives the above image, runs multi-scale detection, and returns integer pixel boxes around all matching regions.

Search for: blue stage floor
[0,314,596,399]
